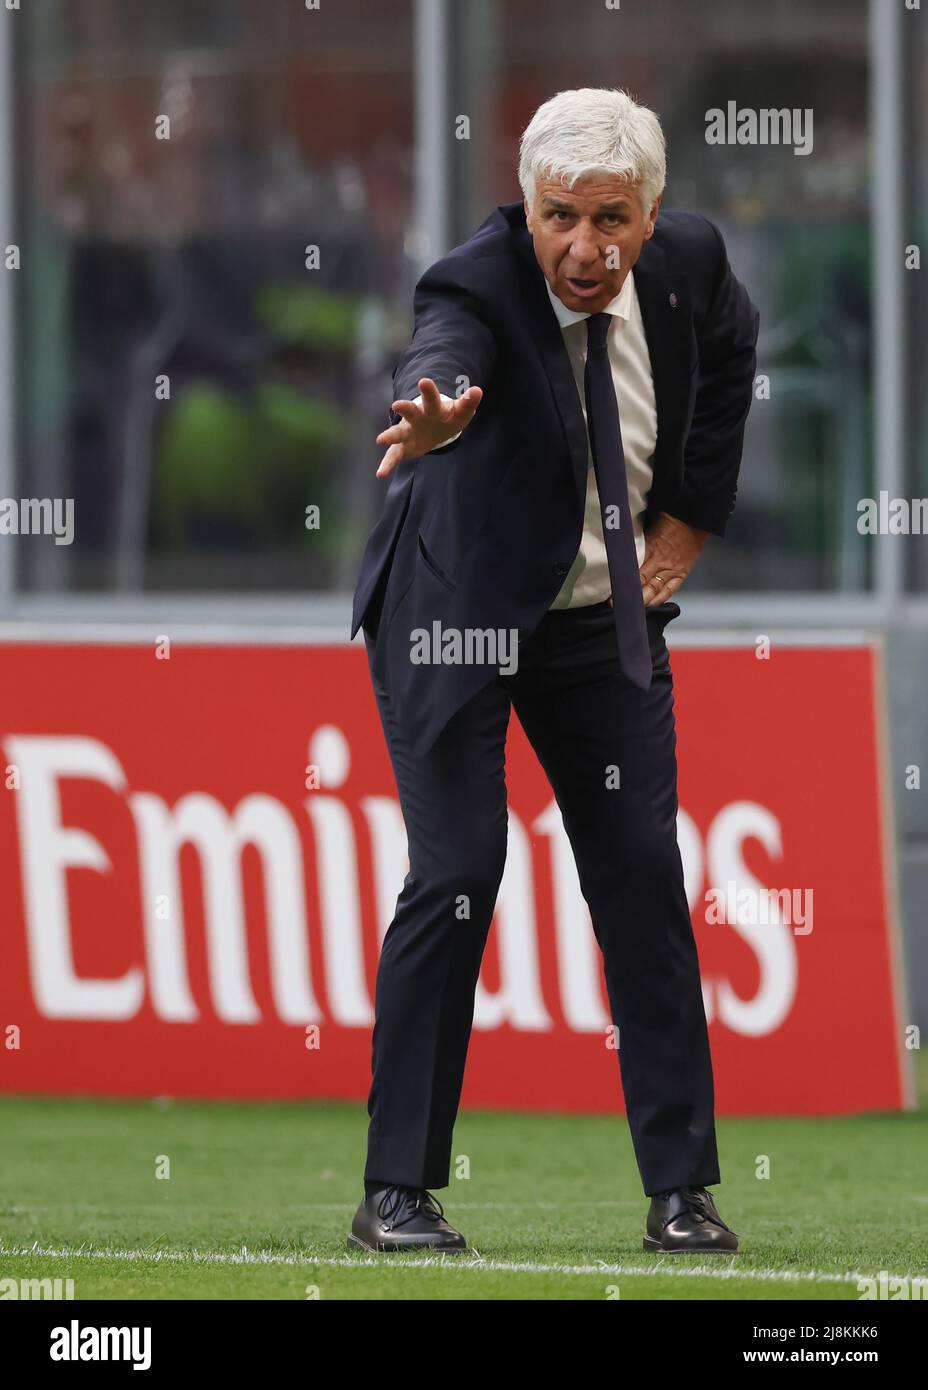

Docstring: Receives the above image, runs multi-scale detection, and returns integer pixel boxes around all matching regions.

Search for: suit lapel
[631,243,695,482]
[512,219,591,507]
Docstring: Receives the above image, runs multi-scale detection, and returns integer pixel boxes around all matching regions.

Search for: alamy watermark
[705,102,813,157]
[0,497,74,546]
[0,1274,74,1298]
[857,1272,928,1300]
[857,492,928,535]
[704,881,813,935]
[409,623,520,675]
[50,1319,151,1369]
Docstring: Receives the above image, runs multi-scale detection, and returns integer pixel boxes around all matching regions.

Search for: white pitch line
[1,1200,643,1214]
[1,1244,924,1286]
[11,1196,928,1216]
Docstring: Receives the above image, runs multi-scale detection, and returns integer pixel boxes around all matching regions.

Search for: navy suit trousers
[362,598,721,1197]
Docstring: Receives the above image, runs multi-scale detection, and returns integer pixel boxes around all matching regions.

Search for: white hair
[518,87,666,215]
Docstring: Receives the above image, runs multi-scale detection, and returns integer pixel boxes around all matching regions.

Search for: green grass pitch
[1,1054,926,1301]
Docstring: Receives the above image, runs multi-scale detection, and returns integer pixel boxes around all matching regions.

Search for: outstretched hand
[375,377,483,478]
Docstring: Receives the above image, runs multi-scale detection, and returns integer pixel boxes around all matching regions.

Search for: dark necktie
[584,311,652,690]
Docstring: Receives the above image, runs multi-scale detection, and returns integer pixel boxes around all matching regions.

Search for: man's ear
[523,196,533,232]
[644,195,662,241]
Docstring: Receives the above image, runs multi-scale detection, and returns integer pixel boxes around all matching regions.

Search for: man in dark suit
[347,88,758,1256]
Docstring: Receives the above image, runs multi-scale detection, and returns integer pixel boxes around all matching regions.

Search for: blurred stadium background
[0,0,926,1300]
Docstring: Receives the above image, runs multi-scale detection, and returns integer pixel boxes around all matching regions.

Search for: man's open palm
[375,377,483,477]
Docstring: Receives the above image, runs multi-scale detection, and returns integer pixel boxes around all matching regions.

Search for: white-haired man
[349,87,758,1256]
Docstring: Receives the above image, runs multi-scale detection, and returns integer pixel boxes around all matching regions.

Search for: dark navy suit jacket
[350,200,759,758]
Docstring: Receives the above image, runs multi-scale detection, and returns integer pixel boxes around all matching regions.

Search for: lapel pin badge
[669,292,678,308]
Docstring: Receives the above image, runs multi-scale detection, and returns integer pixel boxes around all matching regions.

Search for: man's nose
[569,224,600,265]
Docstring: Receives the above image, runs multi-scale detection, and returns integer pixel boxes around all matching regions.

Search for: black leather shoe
[643,1185,739,1254]
[347,1185,467,1254]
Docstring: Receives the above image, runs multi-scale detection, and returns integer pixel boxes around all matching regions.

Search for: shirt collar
[544,270,634,328]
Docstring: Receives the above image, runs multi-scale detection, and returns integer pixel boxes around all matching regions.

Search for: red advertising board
[0,639,911,1114]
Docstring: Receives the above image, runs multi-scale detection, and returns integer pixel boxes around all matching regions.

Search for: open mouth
[566,277,601,296]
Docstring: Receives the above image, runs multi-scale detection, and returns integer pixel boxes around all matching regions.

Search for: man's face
[524,174,661,314]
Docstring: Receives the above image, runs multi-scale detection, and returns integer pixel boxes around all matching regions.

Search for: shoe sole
[643,1235,738,1254]
[347,1233,467,1256]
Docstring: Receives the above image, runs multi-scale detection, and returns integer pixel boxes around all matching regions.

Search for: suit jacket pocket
[416,530,456,592]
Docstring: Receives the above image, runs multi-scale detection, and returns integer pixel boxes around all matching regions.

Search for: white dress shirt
[544,272,657,607]
[414,268,657,609]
